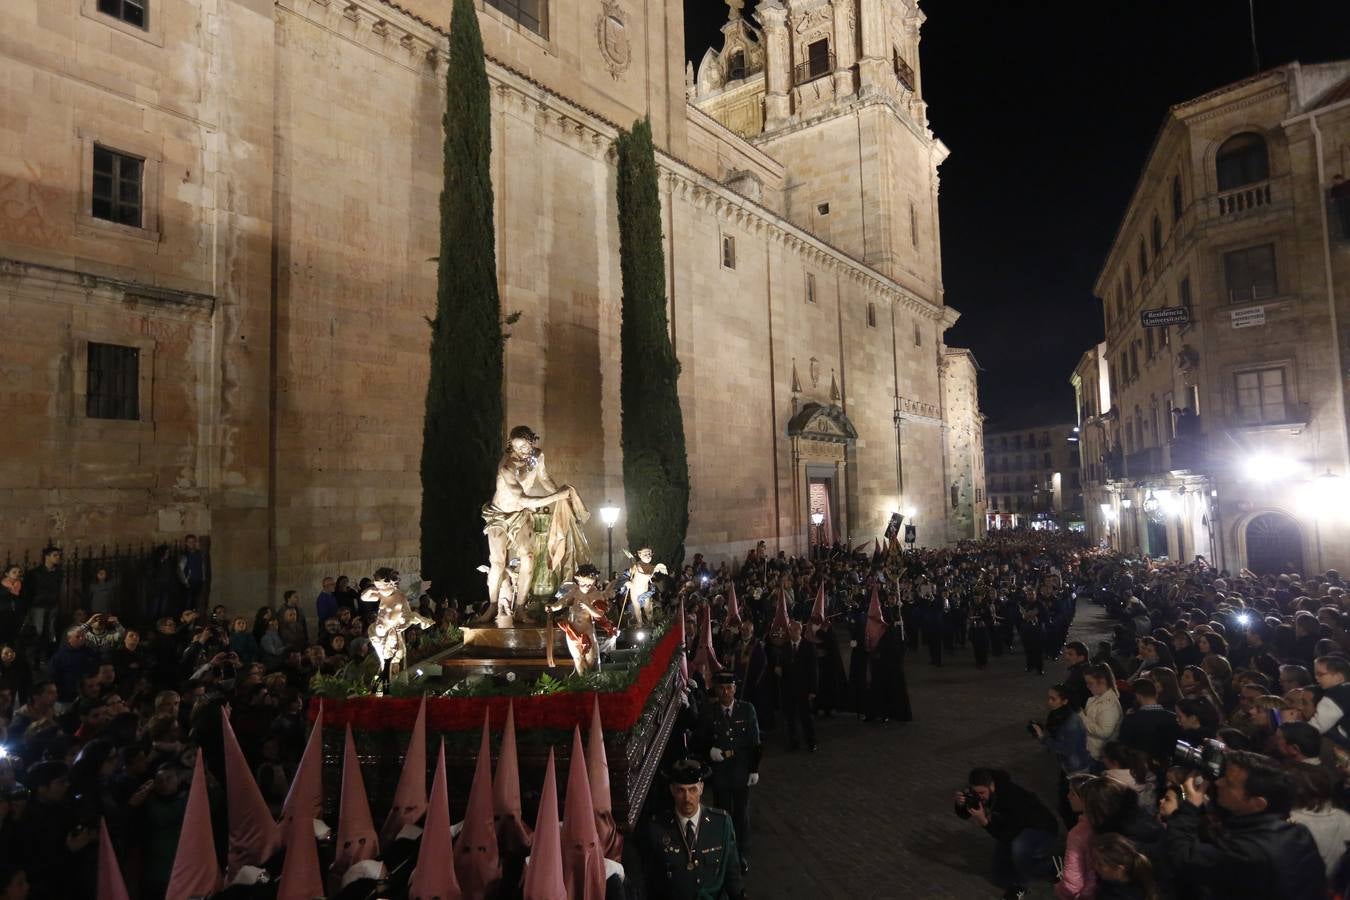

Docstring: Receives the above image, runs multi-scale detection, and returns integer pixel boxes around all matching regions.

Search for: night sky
[683,1,1350,428]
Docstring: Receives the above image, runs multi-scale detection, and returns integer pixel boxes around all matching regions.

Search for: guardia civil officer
[643,759,746,900]
[694,671,761,873]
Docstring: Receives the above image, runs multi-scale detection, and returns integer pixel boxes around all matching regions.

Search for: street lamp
[599,502,621,581]
[810,511,824,557]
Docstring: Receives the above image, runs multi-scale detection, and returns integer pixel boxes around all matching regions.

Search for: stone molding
[0,257,217,317]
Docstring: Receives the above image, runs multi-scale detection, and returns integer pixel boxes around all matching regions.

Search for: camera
[958,789,983,812]
[1026,720,1040,737]
[1173,738,1228,780]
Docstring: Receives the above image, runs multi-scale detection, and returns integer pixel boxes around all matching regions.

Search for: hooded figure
[97,819,132,900]
[587,697,623,862]
[691,604,723,688]
[560,727,608,900]
[166,750,222,900]
[865,584,887,654]
[494,700,533,855]
[522,750,567,900]
[281,701,325,839]
[455,713,502,898]
[277,791,325,900]
[408,740,462,900]
[381,695,428,847]
[331,725,379,890]
[221,707,282,879]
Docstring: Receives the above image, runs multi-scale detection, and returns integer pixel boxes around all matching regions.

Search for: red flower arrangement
[312,626,680,734]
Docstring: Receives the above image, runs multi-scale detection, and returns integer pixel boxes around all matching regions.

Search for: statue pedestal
[459,625,565,658]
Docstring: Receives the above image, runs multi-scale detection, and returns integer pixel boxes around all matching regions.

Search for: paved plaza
[744,601,1112,899]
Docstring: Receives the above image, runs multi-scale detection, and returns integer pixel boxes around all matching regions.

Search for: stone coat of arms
[596,0,632,79]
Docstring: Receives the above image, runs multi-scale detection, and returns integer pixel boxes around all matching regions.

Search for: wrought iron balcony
[895,56,915,91]
[793,52,834,86]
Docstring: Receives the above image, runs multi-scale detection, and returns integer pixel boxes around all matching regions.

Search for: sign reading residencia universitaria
[1139,306,1191,328]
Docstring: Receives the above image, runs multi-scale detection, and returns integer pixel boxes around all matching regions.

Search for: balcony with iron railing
[894,55,915,91]
[793,52,834,86]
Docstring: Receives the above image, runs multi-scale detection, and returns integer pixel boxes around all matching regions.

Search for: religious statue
[482,425,591,624]
[361,567,433,681]
[546,564,616,675]
[620,545,668,626]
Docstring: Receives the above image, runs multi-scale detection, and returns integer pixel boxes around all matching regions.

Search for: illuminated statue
[482,426,591,621]
[621,545,668,626]
[546,564,616,675]
[361,567,433,680]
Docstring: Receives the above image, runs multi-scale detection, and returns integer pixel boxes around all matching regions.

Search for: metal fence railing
[2,537,211,625]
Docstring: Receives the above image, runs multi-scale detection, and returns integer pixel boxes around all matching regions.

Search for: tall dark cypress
[615,119,690,566]
[419,0,501,602]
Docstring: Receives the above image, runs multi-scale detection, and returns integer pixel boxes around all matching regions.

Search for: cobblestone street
[744,601,1112,899]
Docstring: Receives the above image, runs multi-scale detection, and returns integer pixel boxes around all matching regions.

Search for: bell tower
[756,0,926,131]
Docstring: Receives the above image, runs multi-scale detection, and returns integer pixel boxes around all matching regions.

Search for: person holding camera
[1166,748,1325,898]
[953,767,1059,900]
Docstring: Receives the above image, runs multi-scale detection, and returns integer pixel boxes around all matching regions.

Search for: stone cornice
[0,257,217,315]
[280,0,953,324]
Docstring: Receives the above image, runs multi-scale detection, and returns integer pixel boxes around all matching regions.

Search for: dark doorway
[1245,512,1303,576]
[1145,517,1169,559]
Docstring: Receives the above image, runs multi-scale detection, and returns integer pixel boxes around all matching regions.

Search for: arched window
[1137,239,1148,278]
[1171,174,1184,222]
[1151,215,1163,257]
[1216,132,1269,191]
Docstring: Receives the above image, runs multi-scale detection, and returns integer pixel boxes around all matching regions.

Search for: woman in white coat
[1082,662,1122,762]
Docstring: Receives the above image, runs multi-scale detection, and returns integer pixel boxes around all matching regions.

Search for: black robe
[868,624,913,722]
[812,623,848,714]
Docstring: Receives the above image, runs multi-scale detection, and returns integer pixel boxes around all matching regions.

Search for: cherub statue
[546,564,616,675]
[361,567,433,681]
[621,545,668,626]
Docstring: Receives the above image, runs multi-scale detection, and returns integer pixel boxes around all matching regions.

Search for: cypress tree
[419,0,501,603]
[615,119,690,566]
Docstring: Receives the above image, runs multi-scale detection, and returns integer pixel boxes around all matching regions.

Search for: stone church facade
[0,0,981,608]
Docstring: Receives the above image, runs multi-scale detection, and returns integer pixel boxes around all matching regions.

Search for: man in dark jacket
[954,768,1058,900]
[1062,641,1091,710]
[777,621,817,751]
[1119,678,1181,765]
[22,546,63,663]
[49,627,99,704]
[1167,749,1325,899]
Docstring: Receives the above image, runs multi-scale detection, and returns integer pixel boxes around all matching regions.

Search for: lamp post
[599,502,621,582]
[810,511,824,557]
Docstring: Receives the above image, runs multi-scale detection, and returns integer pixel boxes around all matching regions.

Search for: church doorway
[1244,512,1304,576]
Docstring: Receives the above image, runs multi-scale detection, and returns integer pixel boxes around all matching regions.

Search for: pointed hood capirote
[455,710,502,897]
[408,740,463,900]
[691,604,723,686]
[221,706,282,879]
[587,697,623,862]
[281,700,324,834]
[494,700,532,853]
[865,583,887,653]
[166,749,221,900]
[381,694,429,847]
[96,819,131,900]
[521,749,567,900]
[560,726,607,900]
[723,580,742,628]
[276,790,326,900]
[331,724,380,884]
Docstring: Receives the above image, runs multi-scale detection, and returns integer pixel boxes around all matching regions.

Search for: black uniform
[643,805,745,900]
[694,699,762,857]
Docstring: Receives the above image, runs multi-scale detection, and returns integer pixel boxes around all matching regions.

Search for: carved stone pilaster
[756,0,791,128]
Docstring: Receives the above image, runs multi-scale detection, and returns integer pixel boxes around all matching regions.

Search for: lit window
[721,234,736,270]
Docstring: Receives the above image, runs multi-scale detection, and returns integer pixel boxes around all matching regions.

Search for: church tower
[691,0,946,298]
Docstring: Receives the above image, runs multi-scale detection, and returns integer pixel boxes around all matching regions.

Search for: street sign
[1231,306,1266,329]
[1140,306,1190,327]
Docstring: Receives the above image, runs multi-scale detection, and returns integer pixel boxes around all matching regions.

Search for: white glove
[849,640,858,648]
[710,747,725,763]
[747,773,759,787]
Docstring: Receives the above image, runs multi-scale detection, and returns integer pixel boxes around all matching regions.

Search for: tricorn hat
[666,759,711,786]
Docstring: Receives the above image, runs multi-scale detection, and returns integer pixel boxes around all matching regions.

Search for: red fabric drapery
[311,626,679,734]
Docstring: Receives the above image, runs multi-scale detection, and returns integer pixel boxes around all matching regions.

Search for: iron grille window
[794,40,832,85]
[92,146,143,228]
[1234,366,1287,425]
[1224,243,1277,303]
[86,343,140,420]
[894,51,915,91]
[96,0,146,28]
[484,0,547,37]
